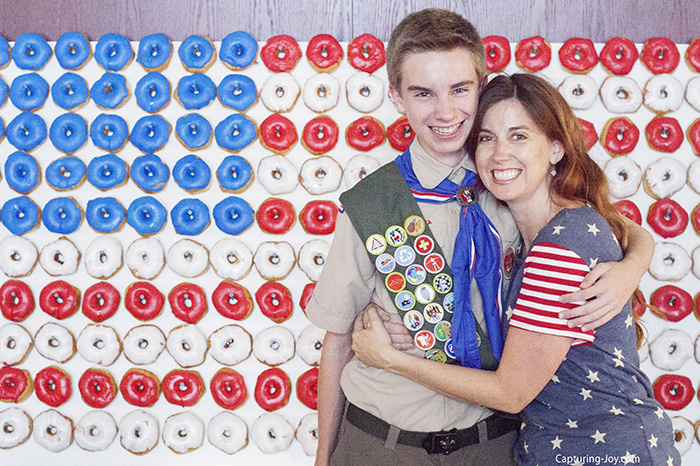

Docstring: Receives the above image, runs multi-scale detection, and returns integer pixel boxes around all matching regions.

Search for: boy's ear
[388,85,406,114]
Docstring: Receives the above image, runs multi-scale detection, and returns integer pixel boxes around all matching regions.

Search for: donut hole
[528,46,540,57]
[178,428,188,438]
[360,86,371,98]
[226,252,239,265]
[267,428,278,439]
[315,168,327,179]
[270,339,280,351]
[4,423,15,434]
[660,127,671,139]
[275,86,286,98]
[93,338,105,350]
[183,251,193,263]
[26,47,36,57]
[5,337,16,350]
[108,45,118,59]
[361,44,370,59]
[268,253,280,266]
[191,84,201,95]
[361,126,370,137]
[48,336,60,348]
[616,88,630,100]
[138,293,148,305]
[60,167,72,178]
[102,126,114,137]
[52,292,65,304]
[572,84,584,96]
[10,251,22,262]
[53,252,65,265]
[316,85,327,98]
[316,126,325,139]
[272,168,282,180]
[227,293,239,305]
[138,338,149,349]
[270,293,280,307]
[314,340,322,350]
[616,128,626,141]
[222,428,231,438]
[573,48,586,61]
[667,342,678,355]
[104,85,114,95]
[47,379,56,391]
[46,425,58,436]
[182,294,193,308]
[663,254,676,267]
[231,125,240,137]
[188,124,198,136]
[178,381,188,392]
[89,426,101,437]
[659,86,669,99]
[66,86,75,96]
[180,339,192,351]
[675,429,688,442]
[134,427,143,438]
[193,45,202,58]
[314,254,325,266]
[275,46,286,59]
[233,85,243,96]
[149,86,158,98]
[99,208,111,219]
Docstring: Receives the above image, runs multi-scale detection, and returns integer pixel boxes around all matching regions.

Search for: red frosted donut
[692,203,700,236]
[687,38,700,73]
[256,197,296,234]
[34,365,71,407]
[0,366,33,403]
[162,369,204,407]
[299,282,316,314]
[647,199,688,238]
[301,115,339,155]
[296,367,318,410]
[254,367,291,412]
[210,368,248,410]
[601,117,640,156]
[78,368,117,408]
[645,117,683,153]
[577,118,598,151]
[259,113,298,155]
[386,116,414,152]
[39,280,81,320]
[168,282,207,324]
[599,37,639,75]
[306,34,343,72]
[0,280,35,322]
[687,118,700,157]
[120,368,161,407]
[347,33,385,74]
[212,280,253,320]
[614,200,642,225]
[255,281,293,323]
[515,36,551,72]
[299,200,338,235]
[82,281,120,322]
[124,281,164,321]
[482,35,511,72]
[641,37,680,74]
[653,374,694,410]
[650,285,693,322]
[260,34,302,72]
[346,116,385,152]
[558,38,599,73]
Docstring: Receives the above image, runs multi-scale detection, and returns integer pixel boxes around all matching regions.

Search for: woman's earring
[550,166,557,177]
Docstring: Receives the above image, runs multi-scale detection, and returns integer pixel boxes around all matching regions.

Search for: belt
[346,403,520,455]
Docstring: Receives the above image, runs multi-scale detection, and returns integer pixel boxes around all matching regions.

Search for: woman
[352,74,679,464]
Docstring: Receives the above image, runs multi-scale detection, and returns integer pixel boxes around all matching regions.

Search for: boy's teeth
[431,123,460,135]
[493,169,520,181]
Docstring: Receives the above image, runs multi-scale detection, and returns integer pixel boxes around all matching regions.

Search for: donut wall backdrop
[0,33,699,465]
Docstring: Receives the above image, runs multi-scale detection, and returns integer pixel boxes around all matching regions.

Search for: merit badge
[405,264,427,286]
[395,290,415,311]
[423,303,444,323]
[385,272,406,292]
[394,245,416,267]
[503,246,515,279]
[424,253,445,273]
[443,292,455,313]
[433,273,453,293]
[403,310,424,331]
[445,339,455,359]
[415,283,436,304]
[414,235,434,255]
[404,215,426,236]
[375,253,396,274]
[366,234,387,255]
[425,348,447,363]
[456,186,478,206]
[434,321,451,341]
[476,331,482,347]
[385,225,408,247]
[415,330,435,350]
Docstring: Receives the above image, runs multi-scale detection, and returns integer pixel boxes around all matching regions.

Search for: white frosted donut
[253,325,295,366]
[686,76,700,112]
[39,236,81,276]
[299,156,343,195]
[687,159,700,194]
[0,236,38,277]
[74,411,118,452]
[649,242,691,281]
[599,76,643,113]
[77,324,122,366]
[297,324,325,366]
[693,246,700,280]
[344,154,380,189]
[0,408,32,449]
[167,324,209,368]
[210,238,253,280]
[346,71,384,113]
[260,72,300,112]
[295,413,318,456]
[643,156,686,199]
[644,74,684,114]
[162,412,205,454]
[297,239,329,282]
[558,75,597,110]
[33,409,73,452]
[167,239,210,278]
[254,241,296,280]
[125,237,166,280]
[119,409,159,455]
[257,155,299,195]
[209,324,252,366]
[587,144,610,170]
[638,341,649,363]
[303,73,340,113]
[34,322,76,363]
[604,156,642,199]
[123,325,166,365]
[671,416,694,456]
[0,323,33,366]
[84,236,123,279]
[650,329,693,371]
[251,413,294,454]
[207,411,248,454]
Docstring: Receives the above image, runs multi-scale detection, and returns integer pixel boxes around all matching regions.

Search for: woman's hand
[352,306,398,369]
[352,304,413,350]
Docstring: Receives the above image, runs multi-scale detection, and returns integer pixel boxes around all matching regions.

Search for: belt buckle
[422,429,458,455]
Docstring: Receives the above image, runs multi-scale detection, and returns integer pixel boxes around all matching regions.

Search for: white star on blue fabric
[625,314,634,329]
[610,405,624,415]
[591,430,606,444]
[649,434,658,448]
[551,436,562,450]
[566,419,578,428]
[580,388,592,400]
[613,347,625,359]
[621,452,638,465]
[586,370,600,383]
[553,225,565,235]
[587,223,600,235]
[655,407,665,419]
[589,257,598,268]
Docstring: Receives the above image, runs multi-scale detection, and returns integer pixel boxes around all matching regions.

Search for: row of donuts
[0,407,318,455]
[638,284,700,324]
[645,328,700,372]
[648,242,700,281]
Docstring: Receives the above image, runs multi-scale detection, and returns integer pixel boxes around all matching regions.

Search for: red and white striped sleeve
[509,241,595,345]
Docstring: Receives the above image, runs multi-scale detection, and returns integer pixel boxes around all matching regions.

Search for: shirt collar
[409,139,476,188]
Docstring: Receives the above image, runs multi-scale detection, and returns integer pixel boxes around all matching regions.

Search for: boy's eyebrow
[406,80,475,93]
[406,85,432,93]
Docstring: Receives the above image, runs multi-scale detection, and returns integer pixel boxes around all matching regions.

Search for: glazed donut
[78,368,117,408]
[254,368,291,411]
[136,33,172,71]
[253,326,295,366]
[125,237,166,279]
[306,34,343,72]
[653,374,694,410]
[641,37,680,74]
[0,280,34,322]
[178,35,216,72]
[162,370,204,407]
[120,369,161,407]
[304,73,341,113]
[257,155,299,194]
[215,113,258,152]
[0,408,32,448]
[301,116,339,155]
[94,33,133,71]
[213,196,255,235]
[123,325,166,365]
[254,241,296,280]
[134,71,171,113]
[255,281,294,323]
[0,236,38,277]
[515,36,551,72]
[167,324,209,368]
[557,75,597,110]
[77,324,122,366]
[13,34,51,70]
[210,239,253,280]
[85,197,126,233]
[82,282,121,322]
[51,72,90,110]
[175,73,217,110]
[600,117,639,156]
[299,200,338,235]
[217,155,254,193]
[34,323,76,363]
[300,156,343,194]
[671,417,694,456]
[643,156,686,199]
[650,285,693,322]
[34,366,71,407]
[0,196,41,236]
[119,409,159,455]
[175,114,212,151]
[296,367,318,410]
[296,413,319,456]
[162,412,204,454]
[346,71,384,113]
[4,151,40,195]
[297,239,329,282]
[260,72,300,113]
[130,114,171,153]
[599,77,642,114]
[41,197,83,234]
[207,411,248,454]
[209,324,252,365]
[45,155,87,191]
[688,118,700,157]
[220,31,257,70]
[614,199,642,225]
[170,198,210,236]
[259,113,298,155]
[126,196,167,236]
[558,38,598,73]
[386,116,414,152]
[74,411,117,452]
[218,74,258,112]
[589,143,611,169]
[90,72,130,109]
[257,198,296,234]
[9,72,49,111]
[210,368,248,410]
[644,75,684,116]
[87,154,129,190]
[649,329,693,371]
[599,37,639,75]
[6,112,47,152]
[693,203,700,236]
[39,280,81,320]
[0,366,33,403]
[124,281,165,321]
[346,116,385,151]
[297,324,324,366]
[0,323,33,366]
[89,113,128,153]
[168,283,208,324]
[347,33,385,73]
[32,409,72,452]
[251,413,294,454]
[167,239,209,278]
[299,282,316,314]
[344,154,381,189]
[260,35,302,72]
[693,246,700,280]
[84,236,123,279]
[647,199,688,238]
[646,116,684,154]
[687,77,700,113]
[482,35,510,72]
[211,281,254,321]
[55,32,91,69]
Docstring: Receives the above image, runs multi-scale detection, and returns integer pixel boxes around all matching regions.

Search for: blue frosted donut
[42,197,83,234]
[173,155,211,193]
[6,112,46,151]
[130,115,171,153]
[5,151,40,194]
[55,32,92,69]
[9,73,49,111]
[176,74,216,109]
[131,154,169,192]
[87,154,129,190]
[0,116,4,142]
[90,72,130,109]
[49,113,88,153]
[0,76,7,107]
[178,35,216,71]
[220,31,258,70]
[171,198,210,235]
[45,156,87,190]
[175,113,212,150]
[1,196,40,235]
[217,155,254,192]
[0,36,10,69]
[126,196,167,235]
[90,114,129,152]
[13,33,51,70]
[218,74,257,111]
[94,33,133,71]
[135,72,170,112]
[215,114,257,152]
[85,197,126,233]
[137,33,172,71]
[213,196,255,235]
[51,72,90,110]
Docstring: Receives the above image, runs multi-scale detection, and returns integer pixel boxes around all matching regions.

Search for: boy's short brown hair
[386,8,486,91]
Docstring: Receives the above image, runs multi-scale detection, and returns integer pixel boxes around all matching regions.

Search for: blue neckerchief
[394,147,504,368]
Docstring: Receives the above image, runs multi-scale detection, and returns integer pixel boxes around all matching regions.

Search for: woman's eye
[478,135,492,143]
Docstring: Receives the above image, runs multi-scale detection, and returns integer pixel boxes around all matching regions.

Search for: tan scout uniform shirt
[306,140,520,432]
